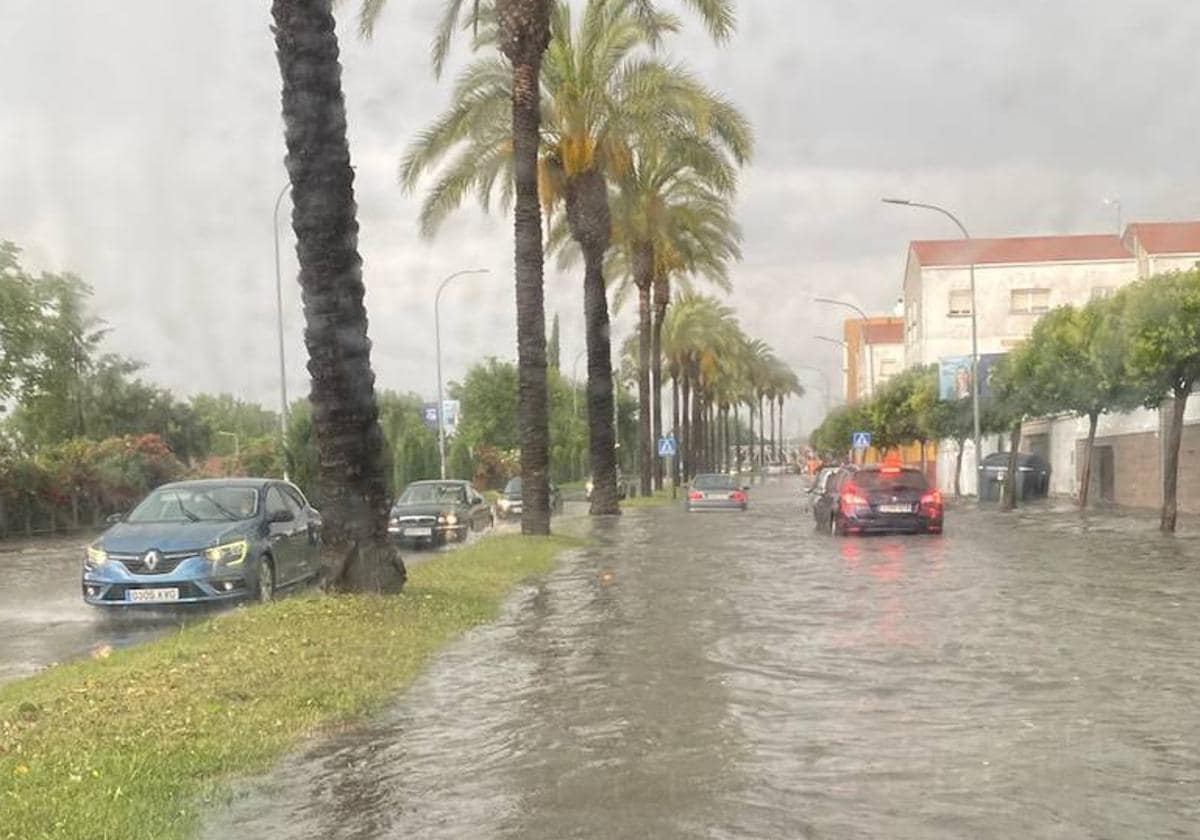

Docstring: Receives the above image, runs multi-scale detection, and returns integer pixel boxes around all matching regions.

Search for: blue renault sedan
[82,478,322,607]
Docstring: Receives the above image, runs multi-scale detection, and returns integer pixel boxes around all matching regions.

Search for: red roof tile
[911,234,1131,267]
[1125,221,1200,255]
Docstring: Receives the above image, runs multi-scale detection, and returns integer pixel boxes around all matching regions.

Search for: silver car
[685,474,749,512]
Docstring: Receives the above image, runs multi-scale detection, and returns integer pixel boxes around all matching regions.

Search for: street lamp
[272,182,292,468]
[883,197,981,492]
[813,297,875,399]
[794,363,833,413]
[435,268,490,479]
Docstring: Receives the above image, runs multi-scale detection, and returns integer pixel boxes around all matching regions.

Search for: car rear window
[693,474,735,490]
[855,469,928,492]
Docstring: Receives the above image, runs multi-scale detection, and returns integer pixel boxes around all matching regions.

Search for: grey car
[685,473,749,512]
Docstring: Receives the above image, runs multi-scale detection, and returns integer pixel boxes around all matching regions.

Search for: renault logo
[144,550,160,571]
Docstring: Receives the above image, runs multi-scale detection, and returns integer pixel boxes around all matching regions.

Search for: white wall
[909,258,1138,367]
[856,342,904,400]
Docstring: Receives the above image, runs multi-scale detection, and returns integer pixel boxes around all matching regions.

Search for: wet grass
[0,533,577,840]
[621,487,678,509]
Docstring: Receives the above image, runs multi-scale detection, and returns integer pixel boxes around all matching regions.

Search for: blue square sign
[852,431,872,449]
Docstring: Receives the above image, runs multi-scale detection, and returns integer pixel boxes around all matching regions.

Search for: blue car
[82,478,322,607]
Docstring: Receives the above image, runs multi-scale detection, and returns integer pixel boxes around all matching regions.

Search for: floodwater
[205,479,1200,839]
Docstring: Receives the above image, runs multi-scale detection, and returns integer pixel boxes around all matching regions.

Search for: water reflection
[207,482,1200,839]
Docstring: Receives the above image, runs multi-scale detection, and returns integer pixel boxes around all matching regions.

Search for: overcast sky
[4,0,1200,436]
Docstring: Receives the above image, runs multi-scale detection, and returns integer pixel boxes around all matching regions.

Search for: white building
[901,221,1200,506]
[843,317,904,403]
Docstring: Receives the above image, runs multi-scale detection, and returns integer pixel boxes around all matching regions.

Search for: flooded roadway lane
[207,478,1200,839]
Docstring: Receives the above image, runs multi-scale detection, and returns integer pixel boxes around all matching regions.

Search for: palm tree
[383,0,736,516]
[607,143,747,493]
[271,0,404,592]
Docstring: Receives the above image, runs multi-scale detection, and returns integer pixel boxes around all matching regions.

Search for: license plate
[879,503,912,514]
[404,527,433,537]
[127,587,179,603]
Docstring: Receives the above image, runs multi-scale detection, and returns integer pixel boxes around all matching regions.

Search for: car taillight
[920,489,942,507]
[730,491,746,502]
[688,491,703,501]
[840,483,868,508]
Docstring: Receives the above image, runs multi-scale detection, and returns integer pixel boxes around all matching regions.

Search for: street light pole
[435,268,490,479]
[814,297,875,400]
[883,197,981,495]
[570,348,587,418]
[794,363,832,414]
[272,183,292,468]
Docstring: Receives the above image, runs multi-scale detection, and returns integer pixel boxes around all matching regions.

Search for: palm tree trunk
[758,394,766,468]
[769,398,777,462]
[734,404,743,473]
[566,169,618,516]
[722,408,731,473]
[672,373,681,488]
[500,2,553,535]
[651,276,668,490]
[691,386,704,475]
[1079,410,1099,508]
[680,375,691,482]
[777,397,785,465]
[271,0,403,592]
[634,247,653,498]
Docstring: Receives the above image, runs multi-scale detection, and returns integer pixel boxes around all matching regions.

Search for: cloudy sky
[4,0,1199,436]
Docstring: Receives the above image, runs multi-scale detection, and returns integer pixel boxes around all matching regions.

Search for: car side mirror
[105,512,124,525]
[268,509,295,524]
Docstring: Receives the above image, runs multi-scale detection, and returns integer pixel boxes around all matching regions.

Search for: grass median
[621,487,677,509]
[0,533,578,840]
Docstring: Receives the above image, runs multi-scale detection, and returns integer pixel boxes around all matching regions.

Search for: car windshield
[855,469,928,493]
[398,483,467,505]
[693,474,735,490]
[503,478,522,495]
[126,485,259,523]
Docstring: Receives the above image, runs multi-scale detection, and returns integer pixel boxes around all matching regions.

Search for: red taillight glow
[840,483,868,508]
[881,466,901,474]
[730,491,746,502]
[920,489,942,507]
[688,491,703,501]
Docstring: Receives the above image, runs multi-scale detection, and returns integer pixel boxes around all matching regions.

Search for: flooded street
[205,478,1200,839]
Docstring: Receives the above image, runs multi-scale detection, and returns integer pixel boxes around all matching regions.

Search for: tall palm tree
[386,0,736,516]
[271,0,404,592]
[607,144,747,493]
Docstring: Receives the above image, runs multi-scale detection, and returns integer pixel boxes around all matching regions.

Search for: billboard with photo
[938,353,1007,401]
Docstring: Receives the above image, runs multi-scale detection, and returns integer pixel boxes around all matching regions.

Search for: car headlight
[85,545,108,568]
[497,498,510,511]
[204,540,248,567]
[438,513,459,526]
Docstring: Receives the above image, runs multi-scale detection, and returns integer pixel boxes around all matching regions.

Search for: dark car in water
[388,480,492,547]
[978,451,1051,501]
[496,476,564,520]
[813,464,943,536]
[82,478,322,606]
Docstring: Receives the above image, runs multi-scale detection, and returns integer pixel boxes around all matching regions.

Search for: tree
[986,346,1046,512]
[0,242,46,400]
[547,313,561,370]
[1122,270,1200,533]
[369,0,737,524]
[271,0,404,592]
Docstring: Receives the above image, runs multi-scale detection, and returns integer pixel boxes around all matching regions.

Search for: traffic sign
[657,435,677,457]
[422,403,440,430]
[851,431,872,449]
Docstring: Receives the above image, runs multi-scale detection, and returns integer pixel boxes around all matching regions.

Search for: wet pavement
[202,478,1200,839]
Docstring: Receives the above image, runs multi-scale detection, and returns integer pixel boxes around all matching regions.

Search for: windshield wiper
[176,500,201,522]
[203,494,241,521]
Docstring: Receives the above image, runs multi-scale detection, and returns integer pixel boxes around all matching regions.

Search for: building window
[1011,288,1051,314]
[948,289,973,317]
[878,359,898,380]
[1091,287,1115,301]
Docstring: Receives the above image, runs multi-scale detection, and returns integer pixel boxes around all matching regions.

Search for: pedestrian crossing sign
[852,431,872,449]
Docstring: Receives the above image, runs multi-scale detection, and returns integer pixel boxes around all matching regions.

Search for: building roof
[1125,221,1200,255]
[911,234,1131,268]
